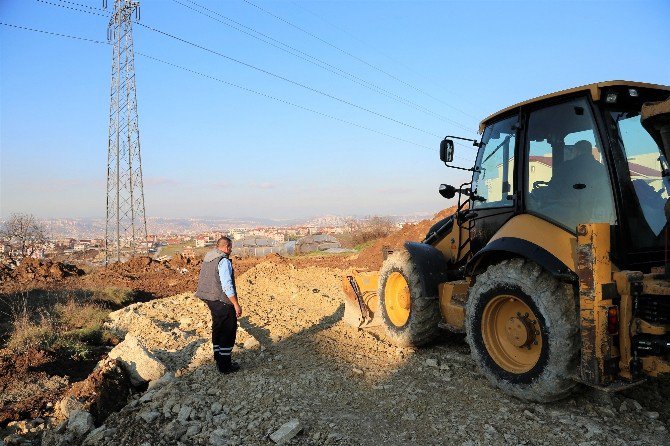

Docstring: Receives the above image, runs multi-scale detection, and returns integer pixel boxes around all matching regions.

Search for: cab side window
[472,116,517,209]
[525,98,616,231]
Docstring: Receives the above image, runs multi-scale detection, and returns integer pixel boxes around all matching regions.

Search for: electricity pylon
[104,0,147,264]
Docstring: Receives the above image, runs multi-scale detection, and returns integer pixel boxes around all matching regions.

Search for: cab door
[522,96,617,233]
[469,114,520,253]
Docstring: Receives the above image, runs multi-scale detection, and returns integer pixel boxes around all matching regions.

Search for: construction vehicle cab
[343,81,670,401]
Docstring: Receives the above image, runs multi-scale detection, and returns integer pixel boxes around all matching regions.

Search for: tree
[343,215,395,247]
[0,213,48,265]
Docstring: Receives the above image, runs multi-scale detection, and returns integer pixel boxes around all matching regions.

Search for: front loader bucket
[342,271,382,328]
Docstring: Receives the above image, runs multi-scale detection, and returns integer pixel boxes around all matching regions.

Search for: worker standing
[195,236,242,374]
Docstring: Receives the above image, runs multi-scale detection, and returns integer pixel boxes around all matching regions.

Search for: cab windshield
[610,110,670,236]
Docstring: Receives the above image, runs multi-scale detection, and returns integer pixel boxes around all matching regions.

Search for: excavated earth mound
[350,206,456,270]
[10,258,84,285]
[41,261,670,446]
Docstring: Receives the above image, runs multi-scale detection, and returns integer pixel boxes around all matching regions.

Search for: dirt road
[43,260,670,446]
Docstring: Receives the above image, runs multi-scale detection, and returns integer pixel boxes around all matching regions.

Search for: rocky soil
[36,260,670,446]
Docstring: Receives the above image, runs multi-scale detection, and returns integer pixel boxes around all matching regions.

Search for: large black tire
[465,258,579,402]
[378,250,441,347]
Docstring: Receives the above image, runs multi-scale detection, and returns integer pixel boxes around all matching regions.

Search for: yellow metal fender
[468,214,577,277]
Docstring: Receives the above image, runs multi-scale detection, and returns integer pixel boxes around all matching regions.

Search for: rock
[211,402,223,414]
[425,358,439,368]
[60,358,132,425]
[148,372,175,390]
[270,419,302,445]
[108,334,167,386]
[523,410,539,421]
[647,411,660,420]
[163,420,187,439]
[2,435,22,446]
[139,411,161,423]
[58,396,84,418]
[67,410,94,437]
[55,421,67,434]
[177,405,192,422]
[209,428,231,445]
[401,411,417,421]
[82,426,107,445]
[327,432,343,442]
[597,406,616,418]
[13,420,29,434]
[243,336,260,350]
[185,422,202,438]
[139,390,156,403]
[352,368,364,376]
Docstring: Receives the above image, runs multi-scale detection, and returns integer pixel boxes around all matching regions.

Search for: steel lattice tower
[104,0,147,264]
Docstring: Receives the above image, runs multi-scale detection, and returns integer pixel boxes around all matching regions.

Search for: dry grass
[55,298,107,331]
[3,292,120,358]
[5,299,57,351]
[91,287,135,307]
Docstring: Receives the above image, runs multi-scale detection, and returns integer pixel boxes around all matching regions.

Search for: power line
[33,0,479,155]
[134,55,474,162]
[290,0,480,121]
[56,0,106,12]
[0,21,108,44]
[241,0,477,120]
[3,19,478,163]
[134,52,439,151]
[35,0,445,139]
[36,0,109,17]
[133,22,446,139]
[0,21,429,152]
[173,0,474,133]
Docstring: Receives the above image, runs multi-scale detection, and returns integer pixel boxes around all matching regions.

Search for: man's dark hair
[217,236,232,248]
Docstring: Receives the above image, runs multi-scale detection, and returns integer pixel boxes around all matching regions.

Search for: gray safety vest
[195,250,234,304]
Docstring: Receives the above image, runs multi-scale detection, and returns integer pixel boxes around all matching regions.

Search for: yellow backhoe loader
[343,81,670,402]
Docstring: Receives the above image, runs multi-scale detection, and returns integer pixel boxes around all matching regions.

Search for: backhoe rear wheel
[465,258,579,402]
[378,250,441,347]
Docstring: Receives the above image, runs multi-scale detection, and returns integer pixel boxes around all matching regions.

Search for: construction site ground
[1,210,669,445]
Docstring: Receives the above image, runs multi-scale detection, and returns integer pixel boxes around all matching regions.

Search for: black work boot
[215,355,228,373]
[219,361,240,374]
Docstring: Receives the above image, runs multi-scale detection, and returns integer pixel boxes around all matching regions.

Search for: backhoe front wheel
[378,250,441,347]
[465,258,579,402]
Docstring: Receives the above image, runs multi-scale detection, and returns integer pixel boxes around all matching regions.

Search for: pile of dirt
[351,206,456,270]
[75,257,199,299]
[37,260,670,446]
[11,258,84,285]
[0,349,71,425]
[166,253,199,270]
[58,358,132,425]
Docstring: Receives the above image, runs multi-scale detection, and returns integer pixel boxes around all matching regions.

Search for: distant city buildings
[0,213,428,264]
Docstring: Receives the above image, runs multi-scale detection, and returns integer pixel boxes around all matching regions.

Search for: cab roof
[479,80,670,133]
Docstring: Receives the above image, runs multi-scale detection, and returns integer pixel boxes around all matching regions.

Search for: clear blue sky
[1,0,669,219]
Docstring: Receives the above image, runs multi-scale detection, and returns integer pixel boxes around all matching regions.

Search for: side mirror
[440,139,454,163]
[439,184,457,199]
